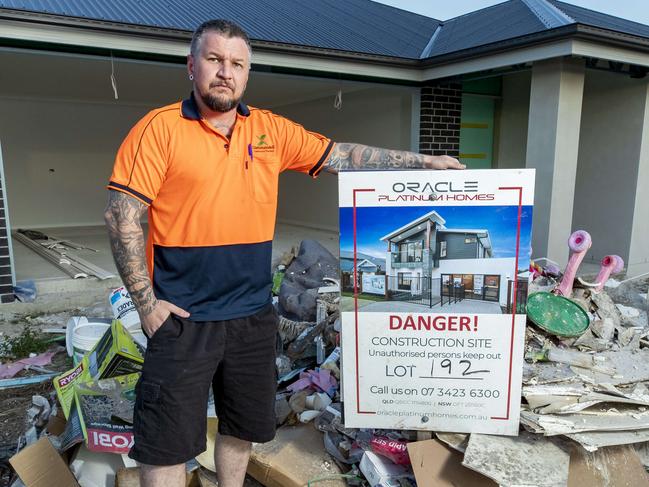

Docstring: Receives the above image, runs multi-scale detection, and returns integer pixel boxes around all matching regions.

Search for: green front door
[459,93,494,169]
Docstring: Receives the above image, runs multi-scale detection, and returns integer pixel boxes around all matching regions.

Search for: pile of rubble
[2,234,649,486]
[264,235,649,486]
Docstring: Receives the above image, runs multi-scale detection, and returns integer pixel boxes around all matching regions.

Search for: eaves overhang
[3,7,649,84]
[0,8,424,84]
[419,23,649,81]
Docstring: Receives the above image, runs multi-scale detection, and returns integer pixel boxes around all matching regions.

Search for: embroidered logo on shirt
[254,134,275,152]
[256,134,269,147]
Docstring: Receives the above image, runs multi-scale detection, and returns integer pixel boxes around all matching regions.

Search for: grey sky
[373,0,649,25]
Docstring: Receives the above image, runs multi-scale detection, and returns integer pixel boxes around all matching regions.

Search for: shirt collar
[181,92,250,120]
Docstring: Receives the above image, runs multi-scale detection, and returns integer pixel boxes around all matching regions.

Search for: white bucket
[66,316,88,358]
[109,286,140,330]
[72,323,111,365]
[65,317,111,358]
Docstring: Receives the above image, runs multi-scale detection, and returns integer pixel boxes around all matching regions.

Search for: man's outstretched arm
[323,143,464,174]
[104,190,188,336]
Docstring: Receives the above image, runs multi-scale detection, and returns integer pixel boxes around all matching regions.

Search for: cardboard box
[407,439,497,487]
[247,424,346,487]
[54,320,143,418]
[9,437,79,487]
[568,444,649,487]
[69,443,126,487]
[359,451,409,487]
[46,407,68,436]
[74,373,138,454]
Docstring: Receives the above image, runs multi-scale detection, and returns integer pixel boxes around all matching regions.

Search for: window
[465,236,477,244]
[440,241,447,258]
[398,272,412,290]
[412,241,423,262]
[398,241,423,262]
[485,275,499,287]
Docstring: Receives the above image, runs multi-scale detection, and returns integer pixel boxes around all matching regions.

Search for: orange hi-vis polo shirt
[108,93,333,321]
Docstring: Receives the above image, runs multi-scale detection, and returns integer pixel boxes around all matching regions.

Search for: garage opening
[0,48,418,288]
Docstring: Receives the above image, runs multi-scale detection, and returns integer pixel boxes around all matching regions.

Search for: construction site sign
[339,169,535,435]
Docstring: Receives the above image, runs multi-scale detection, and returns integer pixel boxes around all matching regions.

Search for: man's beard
[200,90,241,112]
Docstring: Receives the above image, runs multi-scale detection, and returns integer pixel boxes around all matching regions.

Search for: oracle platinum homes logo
[393,180,478,194]
[379,180,494,202]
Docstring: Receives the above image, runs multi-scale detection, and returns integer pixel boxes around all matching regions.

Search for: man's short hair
[190,19,252,57]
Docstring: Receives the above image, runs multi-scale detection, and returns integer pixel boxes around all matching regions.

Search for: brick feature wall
[0,178,14,303]
[419,83,462,157]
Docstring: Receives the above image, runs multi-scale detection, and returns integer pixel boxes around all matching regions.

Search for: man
[105,19,464,487]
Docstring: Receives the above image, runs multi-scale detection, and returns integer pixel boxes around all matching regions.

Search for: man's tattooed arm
[323,143,464,174]
[104,190,158,316]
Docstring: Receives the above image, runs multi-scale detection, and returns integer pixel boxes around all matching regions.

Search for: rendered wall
[496,71,531,169]
[275,87,414,231]
[0,97,148,228]
[572,70,647,267]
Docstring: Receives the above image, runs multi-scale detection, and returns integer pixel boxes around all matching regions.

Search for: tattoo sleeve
[104,190,158,316]
[323,143,428,173]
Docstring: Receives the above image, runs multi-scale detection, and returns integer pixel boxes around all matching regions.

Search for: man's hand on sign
[140,300,190,338]
[423,154,465,170]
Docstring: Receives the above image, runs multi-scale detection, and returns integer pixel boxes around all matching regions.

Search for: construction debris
[567,444,649,487]
[4,233,649,487]
[13,229,114,280]
[0,348,61,379]
[461,431,570,487]
[408,439,496,486]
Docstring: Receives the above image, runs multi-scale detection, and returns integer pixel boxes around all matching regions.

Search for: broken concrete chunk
[523,361,578,385]
[591,318,615,342]
[571,329,613,352]
[616,303,649,329]
[591,291,623,328]
[572,349,649,386]
[618,327,639,348]
[521,409,649,436]
[607,277,649,311]
[462,431,570,487]
[567,430,649,452]
[434,432,469,453]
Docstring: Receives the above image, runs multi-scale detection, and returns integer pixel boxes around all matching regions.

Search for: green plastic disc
[526,291,590,337]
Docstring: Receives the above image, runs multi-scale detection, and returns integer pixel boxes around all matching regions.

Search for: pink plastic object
[370,435,410,465]
[556,230,592,297]
[0,348,60,379]
[594,255,624,292]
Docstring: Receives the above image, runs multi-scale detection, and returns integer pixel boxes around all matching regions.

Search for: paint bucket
[67,317,111,365]
[109,286,140,331]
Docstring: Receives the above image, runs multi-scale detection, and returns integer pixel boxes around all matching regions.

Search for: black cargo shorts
[128,303,278,466]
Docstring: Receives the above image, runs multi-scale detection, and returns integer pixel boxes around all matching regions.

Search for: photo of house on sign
[340,205,533,314]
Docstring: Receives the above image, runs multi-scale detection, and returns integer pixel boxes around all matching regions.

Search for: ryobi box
[54,320,144,418]
[73,373,139,454]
